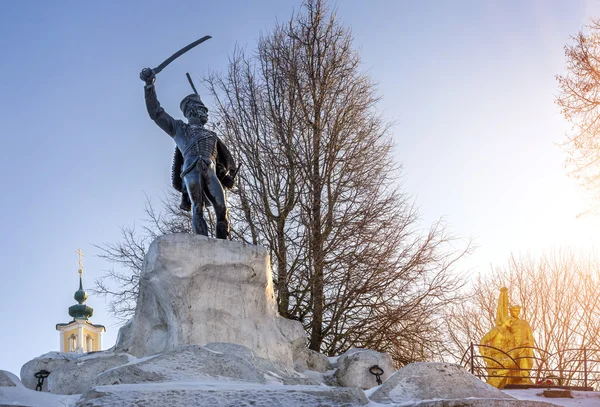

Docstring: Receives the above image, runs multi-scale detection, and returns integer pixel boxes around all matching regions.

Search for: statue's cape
[172,148,185,192]
[216,138,236,177]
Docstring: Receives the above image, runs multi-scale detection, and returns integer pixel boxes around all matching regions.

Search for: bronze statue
[139,36,237,239]
[139,38,236,239]
[480,287,535,388]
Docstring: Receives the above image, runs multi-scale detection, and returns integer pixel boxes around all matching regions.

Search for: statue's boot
[216,220,229,240]
[192,213,209,236]
[180,191,192,211]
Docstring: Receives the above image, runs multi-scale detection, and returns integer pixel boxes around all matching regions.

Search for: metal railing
[460,343,600,390]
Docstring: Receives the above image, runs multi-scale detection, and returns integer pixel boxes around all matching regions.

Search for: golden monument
[480,287,535,388]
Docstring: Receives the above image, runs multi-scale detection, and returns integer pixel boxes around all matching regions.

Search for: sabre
[152,35,212,75]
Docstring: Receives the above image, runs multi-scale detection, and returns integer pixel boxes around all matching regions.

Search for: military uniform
[144,86,236,238]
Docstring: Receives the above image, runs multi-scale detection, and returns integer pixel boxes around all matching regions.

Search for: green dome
[68,274,93,320]
[74,287,88,304]
[69,303,94,319]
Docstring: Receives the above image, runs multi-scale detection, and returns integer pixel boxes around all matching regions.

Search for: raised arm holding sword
[139,35,237,239]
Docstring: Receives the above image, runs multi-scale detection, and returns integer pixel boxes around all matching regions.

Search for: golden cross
[76,248,84,274]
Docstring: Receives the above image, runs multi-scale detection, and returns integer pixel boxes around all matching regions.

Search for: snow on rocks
[18,343,318,398]
[47,353,130,395]
[112,318,134,353]
[3,354,581,406]
[369,362,509,403]
[20,350,130,395]
[335,348,395,389]
[0,384,79,407]
[293,347,333,373]
[367,362,553,406]
[119,233,305,367]
[76,381,370,407]
[91,343,317,388]
[0,370,22,387]
[20,351,84,392]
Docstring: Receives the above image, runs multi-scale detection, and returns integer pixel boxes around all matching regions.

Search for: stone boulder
[118,234,305,367]
[112,319,134,353]
[335,348,395,389]
[0,370,21,387]
[47,353,131,395]
[368,362,516,404]
[293,347,333,373]
[92,343,317,388]
[20,351,131,395]
[20,352,82,392]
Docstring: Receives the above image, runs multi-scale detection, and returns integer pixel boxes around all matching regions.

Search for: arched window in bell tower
[69,334,77,352]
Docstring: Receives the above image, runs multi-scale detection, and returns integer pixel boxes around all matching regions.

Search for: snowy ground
[503,389,600,406]
[2,382,600,407]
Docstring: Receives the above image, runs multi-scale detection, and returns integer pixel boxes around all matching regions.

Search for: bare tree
[208,0,472,361]
[96,0,471,364]
[446,249,600,386]
[557,19,600,214]
[206,39,306,319]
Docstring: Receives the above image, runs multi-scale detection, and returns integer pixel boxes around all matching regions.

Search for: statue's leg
[184,169,208,236]
[204,167,229,239]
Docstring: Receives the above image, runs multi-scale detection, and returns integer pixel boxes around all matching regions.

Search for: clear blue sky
[1,0,599,376]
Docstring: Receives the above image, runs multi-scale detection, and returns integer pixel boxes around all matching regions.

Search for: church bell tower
[55,249,106,353]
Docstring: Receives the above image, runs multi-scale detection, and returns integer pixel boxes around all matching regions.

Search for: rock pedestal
[116,234,305,367]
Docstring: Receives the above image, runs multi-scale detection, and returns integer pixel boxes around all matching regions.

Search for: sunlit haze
[1,0,600,377]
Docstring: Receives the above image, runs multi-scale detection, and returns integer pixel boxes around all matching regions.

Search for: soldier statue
[480,287,536,388]
[140,67,236,239]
